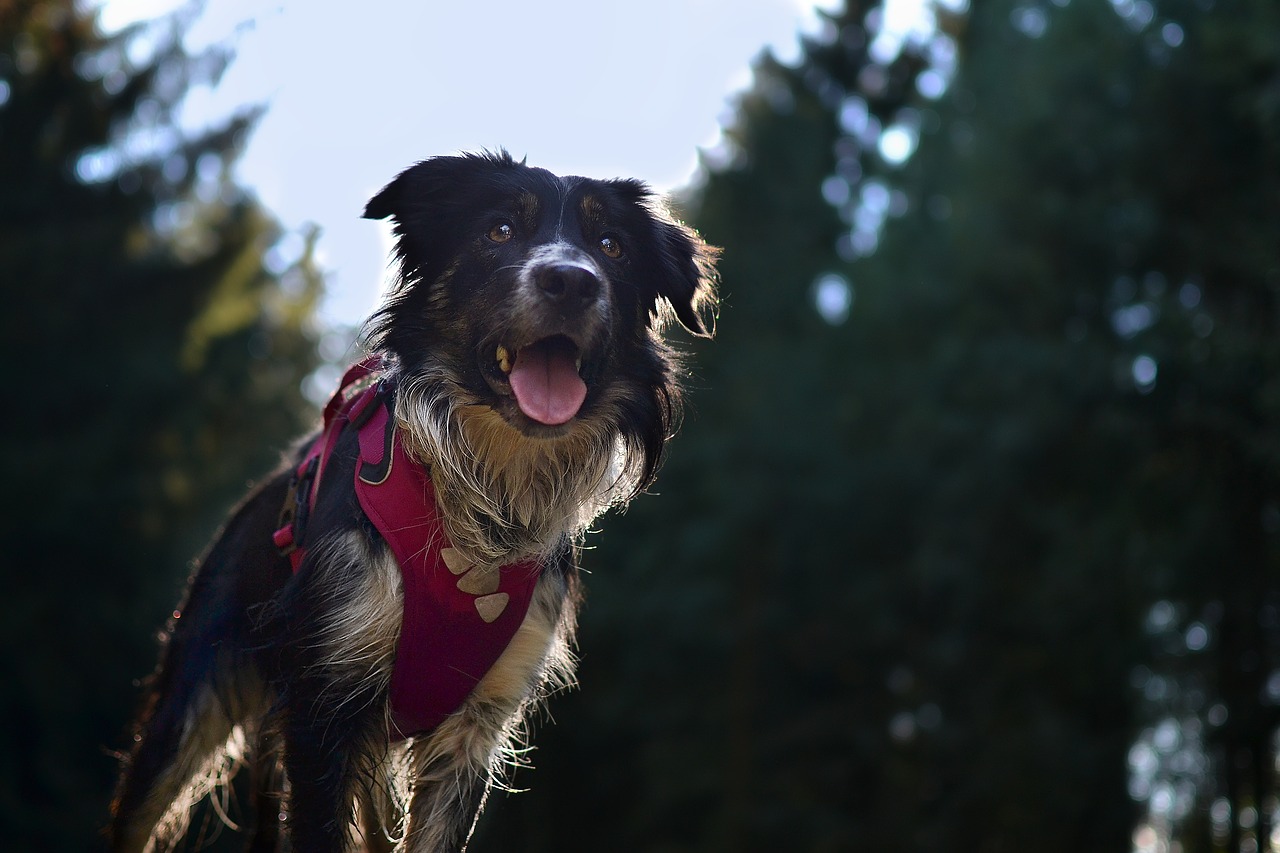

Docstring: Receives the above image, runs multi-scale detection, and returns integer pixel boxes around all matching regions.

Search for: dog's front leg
[277,621,396,853]
[276,531,405,852]
[401,572,573,853]
[279,706,385,852]
[401,698,513,853]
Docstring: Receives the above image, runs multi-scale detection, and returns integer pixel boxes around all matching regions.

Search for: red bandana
[273,360,543,738]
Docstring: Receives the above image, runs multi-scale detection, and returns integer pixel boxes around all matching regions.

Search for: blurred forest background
[2,0,1277,851]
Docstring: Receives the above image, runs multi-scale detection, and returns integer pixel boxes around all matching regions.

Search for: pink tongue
[508,339,587,425]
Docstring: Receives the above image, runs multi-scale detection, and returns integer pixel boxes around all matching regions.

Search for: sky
[96,1,870,328]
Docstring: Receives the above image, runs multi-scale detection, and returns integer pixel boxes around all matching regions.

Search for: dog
[107,151,717,853]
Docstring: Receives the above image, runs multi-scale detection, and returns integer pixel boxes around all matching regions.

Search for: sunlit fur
[400,571,575,851]
[108,152,716,853]
[118,665,271,853]
[394,369,637,567]
[306,532,405,724]
[312,535,576,850]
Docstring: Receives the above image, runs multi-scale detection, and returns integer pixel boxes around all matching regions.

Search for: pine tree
[856,1,1280,849]
[482,0,1279,851]
[0,2,322,847]
[475,3,937,851]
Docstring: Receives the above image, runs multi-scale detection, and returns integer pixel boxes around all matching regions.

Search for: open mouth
[491,335,587,426]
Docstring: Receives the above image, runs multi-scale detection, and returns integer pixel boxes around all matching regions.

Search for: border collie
[108,151,717,852]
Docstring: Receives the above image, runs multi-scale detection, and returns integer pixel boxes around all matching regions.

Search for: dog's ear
[363,151,519,223]
[654,218,719,338]
[362,152,520,283]
[362,181,400,221]
[363,161,432,222]
[362,163,441,285]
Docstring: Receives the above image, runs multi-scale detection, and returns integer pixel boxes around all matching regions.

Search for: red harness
[273,359,543,739]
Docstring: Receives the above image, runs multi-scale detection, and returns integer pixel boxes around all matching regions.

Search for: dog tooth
[496,345,512,374]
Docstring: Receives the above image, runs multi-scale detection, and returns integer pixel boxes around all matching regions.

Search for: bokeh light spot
[813,273,854,325]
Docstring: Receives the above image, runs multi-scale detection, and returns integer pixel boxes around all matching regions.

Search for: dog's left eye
[599,235,622,259]
[488,222,514,243]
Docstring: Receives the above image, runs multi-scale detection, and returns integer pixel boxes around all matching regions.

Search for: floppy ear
[362,163,440,285]
[363,151,517,223]
[362,178,402,221]
[654,218,719,338]
[363,160,437,223]
[361,151,519,280]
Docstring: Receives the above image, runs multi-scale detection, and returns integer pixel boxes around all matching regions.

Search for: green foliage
[478,1,1279,852]
[872,2,1280,849]
[0,2,321,847]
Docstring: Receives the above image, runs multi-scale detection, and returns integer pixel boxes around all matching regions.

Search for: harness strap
[272,357,545,739]
[273,358,383,567]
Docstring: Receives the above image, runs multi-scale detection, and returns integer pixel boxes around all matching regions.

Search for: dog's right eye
[488,222,514,243]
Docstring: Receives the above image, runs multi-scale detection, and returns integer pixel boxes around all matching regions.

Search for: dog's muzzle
[485,247,610,428]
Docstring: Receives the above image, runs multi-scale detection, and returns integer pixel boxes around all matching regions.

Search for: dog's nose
[535,264,600,310]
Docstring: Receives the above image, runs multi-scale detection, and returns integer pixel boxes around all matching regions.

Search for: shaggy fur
[107,151,717,853]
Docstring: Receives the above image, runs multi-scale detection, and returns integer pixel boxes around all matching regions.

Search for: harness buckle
[274,455,318,556]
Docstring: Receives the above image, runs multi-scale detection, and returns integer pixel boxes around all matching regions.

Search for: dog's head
[363,151,717,501]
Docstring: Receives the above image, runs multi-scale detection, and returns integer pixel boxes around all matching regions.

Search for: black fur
[108,152,717,853]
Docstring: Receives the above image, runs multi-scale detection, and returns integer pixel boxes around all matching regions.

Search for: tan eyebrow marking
[517,190,540,228]
[579,194,605,223]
